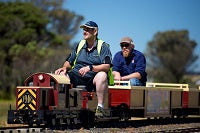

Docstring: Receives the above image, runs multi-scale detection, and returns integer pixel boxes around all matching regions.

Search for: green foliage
[145,30,198,83]
[0,2,48,45]
[0,1,83,99]
[0,2,50,99]
[9,41,55,87]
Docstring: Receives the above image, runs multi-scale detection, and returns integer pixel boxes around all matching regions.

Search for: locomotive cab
[8,72,71,125]
[23,72,71,109]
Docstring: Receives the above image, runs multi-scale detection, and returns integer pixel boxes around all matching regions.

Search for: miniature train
[7,72,200,127]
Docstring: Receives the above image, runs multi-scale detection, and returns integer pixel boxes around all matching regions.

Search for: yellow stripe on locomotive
[17,88,37,110]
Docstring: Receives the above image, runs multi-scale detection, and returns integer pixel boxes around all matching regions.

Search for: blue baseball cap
[80,21,98,29]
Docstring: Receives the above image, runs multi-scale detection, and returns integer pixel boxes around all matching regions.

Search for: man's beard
[122,51,130,58]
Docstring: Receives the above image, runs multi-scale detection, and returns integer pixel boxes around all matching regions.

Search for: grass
[0,100,15,127]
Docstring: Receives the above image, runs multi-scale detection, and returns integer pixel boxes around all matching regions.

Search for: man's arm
[55,61,72,75]
[55,43,78,75]
[121,72,141,80]
[79,43,112,77]
[79,64,110,77]
[92,64,110,72]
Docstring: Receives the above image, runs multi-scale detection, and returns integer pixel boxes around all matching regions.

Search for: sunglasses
[83,27,94,32]
[120,43,130,48]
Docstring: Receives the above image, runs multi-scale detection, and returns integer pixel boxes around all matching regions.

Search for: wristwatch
[89,65,93,71]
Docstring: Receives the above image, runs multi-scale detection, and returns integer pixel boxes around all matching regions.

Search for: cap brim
[80,24,96,29]
[120,41,130,44]
[120,41,134,45]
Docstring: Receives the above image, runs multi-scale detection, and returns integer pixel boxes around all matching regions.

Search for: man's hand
[114,76,121,81]
[79,66,90,77]
[113,71,121,81]
[55,68,67,75]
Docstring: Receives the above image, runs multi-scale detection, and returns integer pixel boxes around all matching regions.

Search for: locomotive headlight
[38,74,44,81]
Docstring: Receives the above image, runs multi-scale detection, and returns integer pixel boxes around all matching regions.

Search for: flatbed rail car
[108,81,199,118]
[7,72,200,127]
[146,83,200,117]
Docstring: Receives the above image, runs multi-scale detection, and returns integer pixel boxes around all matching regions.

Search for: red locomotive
[8,72,200,127]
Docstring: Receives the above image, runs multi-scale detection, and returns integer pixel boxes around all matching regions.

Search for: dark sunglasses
[120,43,130,48]
[83,27,94,32]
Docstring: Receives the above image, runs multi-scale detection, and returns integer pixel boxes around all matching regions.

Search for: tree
[145,30,198,83]
[0,1,83,99]
[0,2,51,99]
[25,0,84,47]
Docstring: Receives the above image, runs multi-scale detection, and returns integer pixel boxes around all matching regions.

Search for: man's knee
[93,71,107,83]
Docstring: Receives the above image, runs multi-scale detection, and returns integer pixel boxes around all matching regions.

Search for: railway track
[1,117,200,132]
[0,126,44,133]
[1,127,200,133]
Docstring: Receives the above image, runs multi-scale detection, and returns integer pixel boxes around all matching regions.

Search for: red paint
[109,89,131,108]
[81,92,94,109]
[182,91,188,108]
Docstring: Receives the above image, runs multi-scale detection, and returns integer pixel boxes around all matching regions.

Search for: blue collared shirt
[67,39,112,78]
[112,50,147,84]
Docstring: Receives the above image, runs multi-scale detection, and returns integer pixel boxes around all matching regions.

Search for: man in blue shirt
[112,37,147,86]
[55,21,112,117]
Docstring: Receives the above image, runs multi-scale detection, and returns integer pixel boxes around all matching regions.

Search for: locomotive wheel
[60,118,63,125]
[52,118,56,126]
[120,111,129,121]
[73,118,78,124]
[67,118,70,125]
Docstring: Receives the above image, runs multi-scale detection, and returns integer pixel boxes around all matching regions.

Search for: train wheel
[67,118,70,125]
[120,111,129,121]
[73,118,78,124]
[52,118,56,126]
[60,118,63,125]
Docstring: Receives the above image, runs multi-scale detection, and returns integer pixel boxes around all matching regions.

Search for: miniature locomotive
[8,72,200,127]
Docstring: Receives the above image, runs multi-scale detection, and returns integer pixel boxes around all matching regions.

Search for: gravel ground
[45,119,200,133]
[1,117,200,132]
[45,123,200,133]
